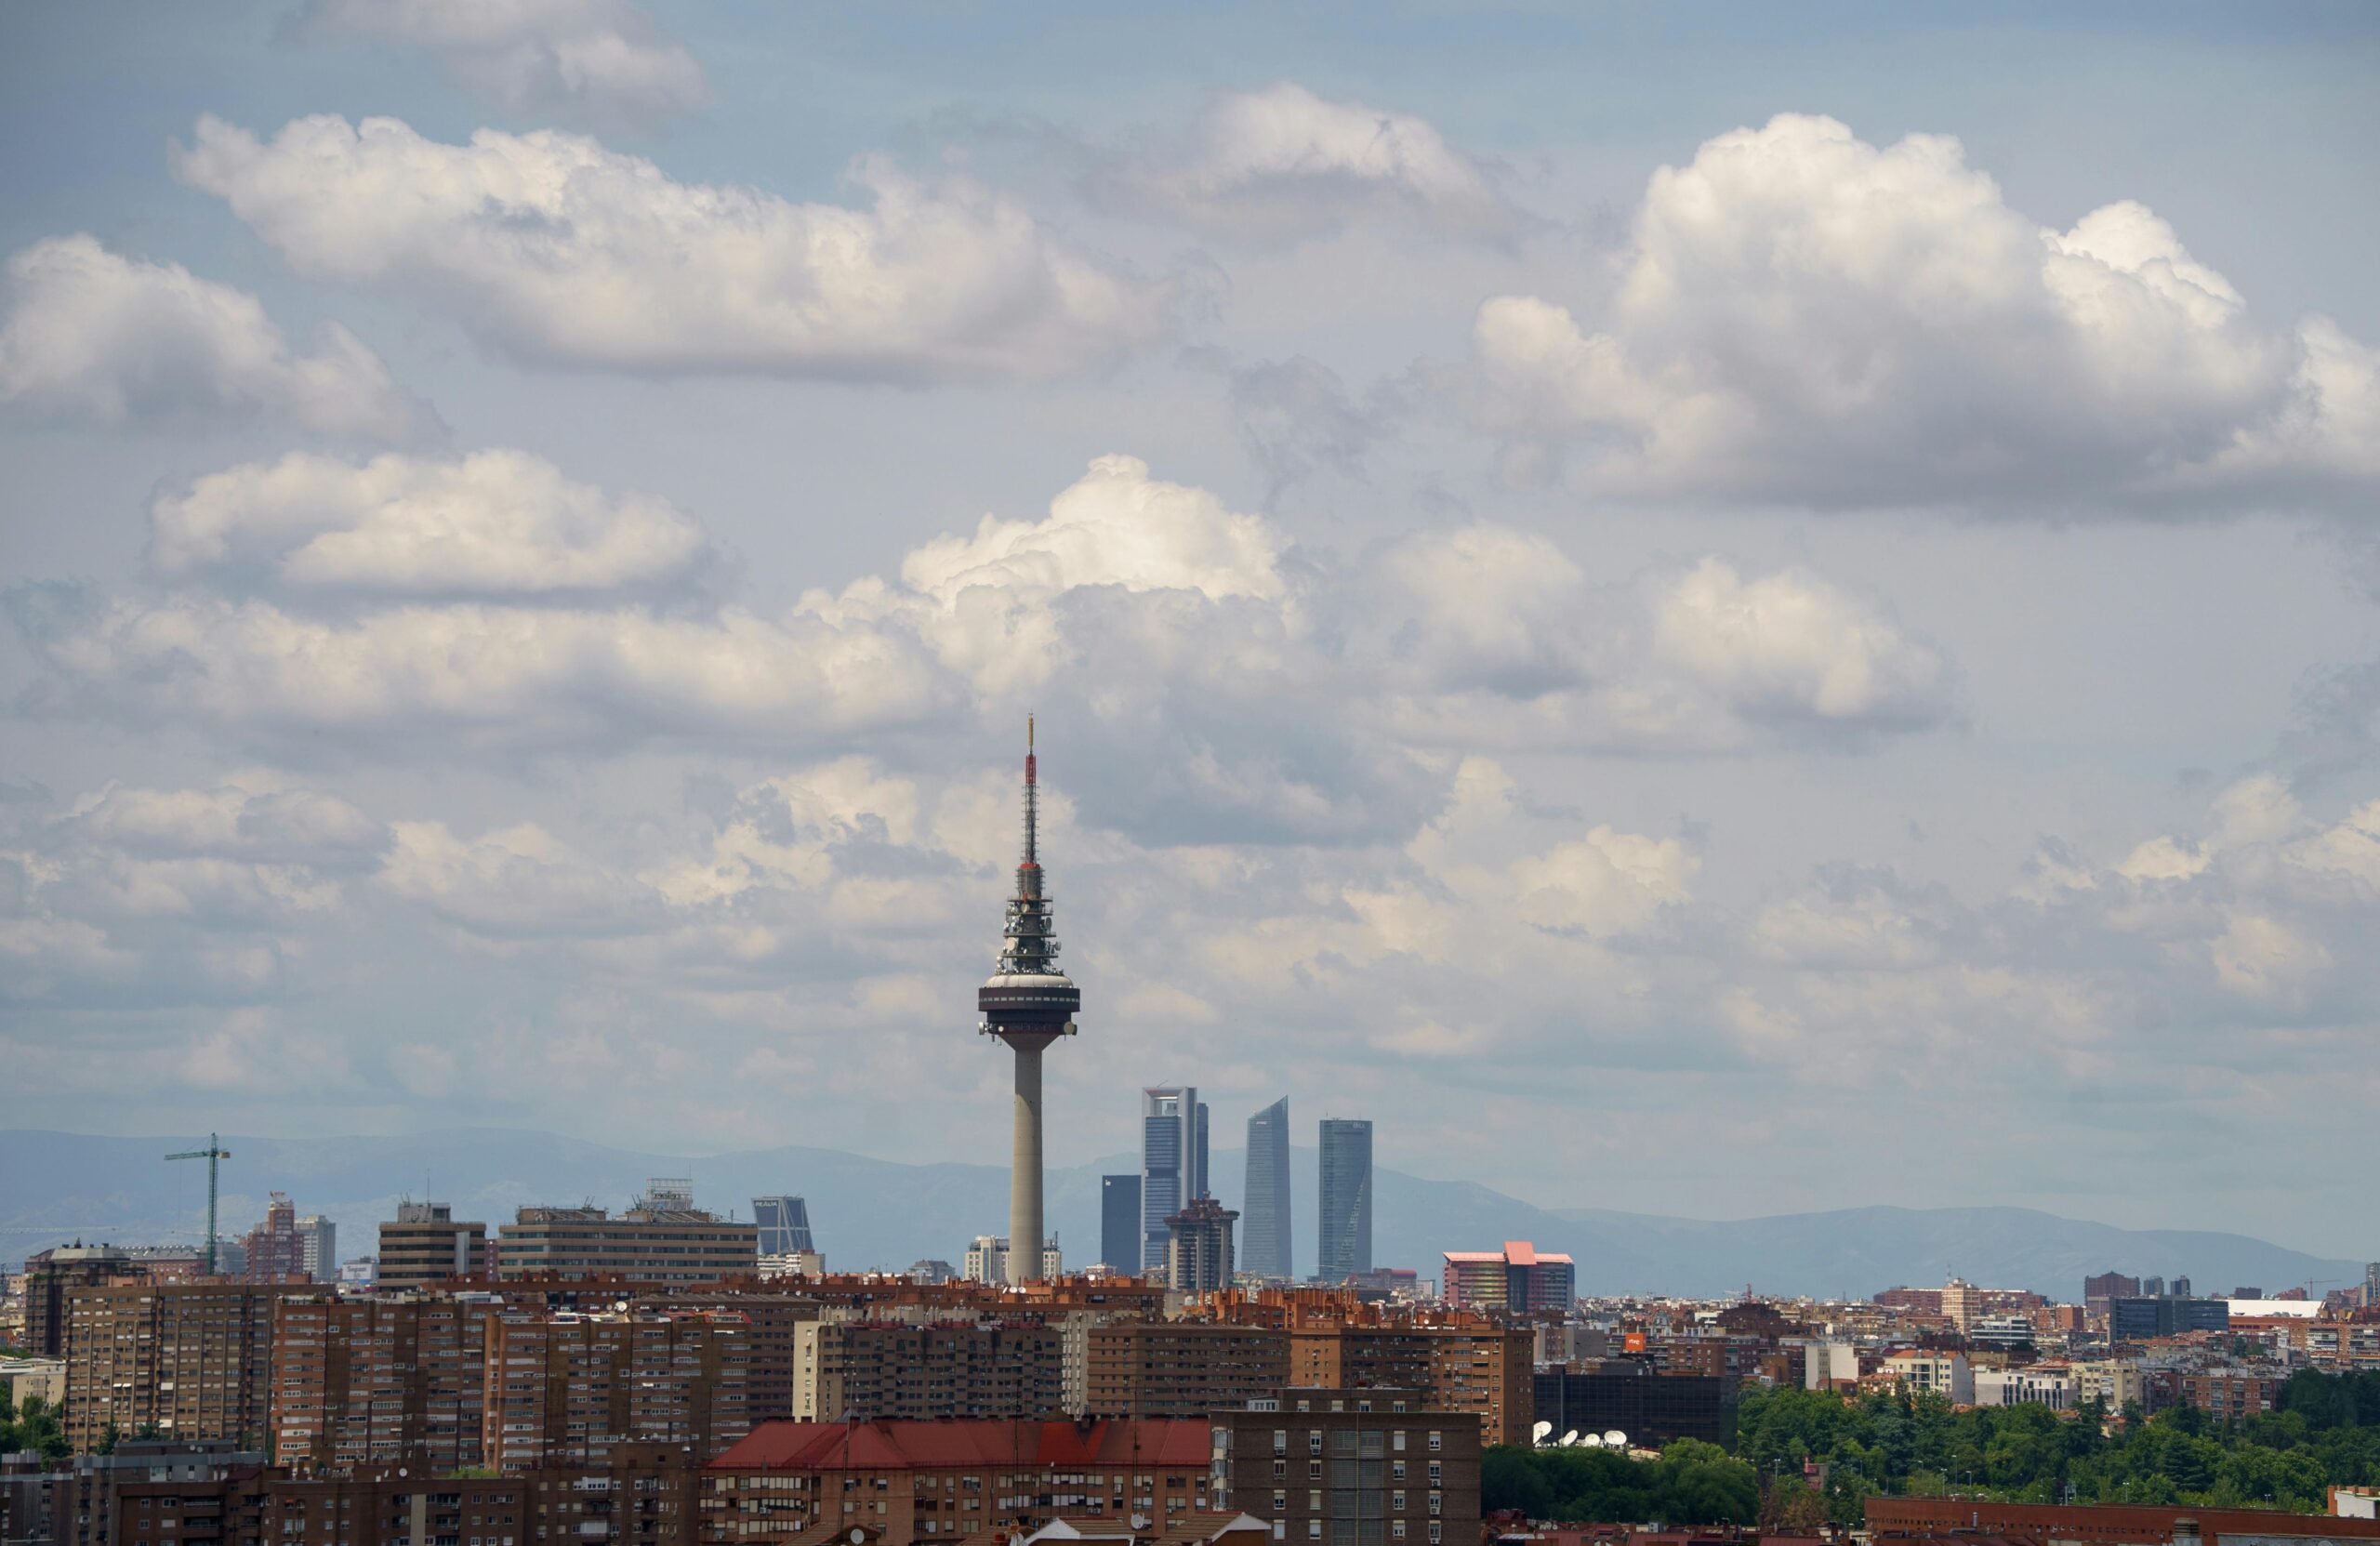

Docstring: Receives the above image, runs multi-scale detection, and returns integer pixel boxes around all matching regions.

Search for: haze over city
[5,1,2378,1266]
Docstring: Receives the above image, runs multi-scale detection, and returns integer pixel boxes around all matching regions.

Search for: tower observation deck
[977,718,1080,1285]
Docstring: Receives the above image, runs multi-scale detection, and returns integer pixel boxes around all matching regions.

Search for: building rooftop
[709,1418,1213,1473]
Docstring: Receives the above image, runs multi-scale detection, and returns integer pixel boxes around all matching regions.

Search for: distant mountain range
[2,1127,2360,1301]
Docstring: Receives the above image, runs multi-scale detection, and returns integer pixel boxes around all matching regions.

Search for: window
[1307,1493,1321,1512]
[1391,1495,1406,1512]
[1426,1433,1441,1453]
[1427,1526,1440,1545]
[1273,1494,1287,1515]
[1272,1461,1286,1482]
[1391,1434,1405,1453]
[1428,1496,1441,1517]
[1274,1432,1289,1457]
[1392,1526,1406,1542]
[1307,1526,1320,1541]
[1308,1433,1324,1457]
[1308,1462,1321,1482]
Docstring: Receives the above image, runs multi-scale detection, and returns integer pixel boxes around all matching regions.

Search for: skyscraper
[1242,1098,1291,1280]
[752,1196,815,1257]
[1101,1174,1142,1271]
[1141,1086,1206,1270]
[976,720,1081,1286]
[1165,1196,1238,1292]
[1317,1117,1372,1283]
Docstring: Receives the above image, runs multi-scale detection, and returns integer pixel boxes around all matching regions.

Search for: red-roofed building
[1441,1245,1574,1317]
[701,1419,1217,1546]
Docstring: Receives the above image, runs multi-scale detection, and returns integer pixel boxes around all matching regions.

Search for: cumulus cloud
[1365,535,1951,750]
[1456,113,2379,506]
[380,819,659,936]
[0,235,431,440]
[21,453,1950,796]
[291,0,707,128]
[150,449,711,597]
[1100,82,1522,243]
[171,115,1174,384]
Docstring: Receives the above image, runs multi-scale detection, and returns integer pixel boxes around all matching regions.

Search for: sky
[2,2,2377,1259]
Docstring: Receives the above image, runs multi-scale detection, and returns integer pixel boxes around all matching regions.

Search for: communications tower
[977,718,1080,1286]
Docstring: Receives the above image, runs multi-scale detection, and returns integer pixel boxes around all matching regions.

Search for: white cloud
[293,0,707,127]
[172,115,1173,384]
[29,593,943,745]
[1104,82,1520,243]
[0,235,430,440]
[380,819,656,936]
[1651,559,1948,725]
[63,777,386,867]
[1510,827,1696,936]
[1458,113,2378,506]
[150,449,709,596]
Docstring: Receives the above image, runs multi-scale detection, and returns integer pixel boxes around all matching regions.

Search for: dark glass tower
[1242,1098,1291,1279]
[751,1196,814,1256]
[1100,1173,1142,1271]
[1317,1117,1372,1283]
[977,720,1080,1286]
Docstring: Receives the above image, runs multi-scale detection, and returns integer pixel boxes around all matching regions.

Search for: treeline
[0,1388,70,1461]
[1483,1440,1762,1526]
[1733,1368,2380,1523]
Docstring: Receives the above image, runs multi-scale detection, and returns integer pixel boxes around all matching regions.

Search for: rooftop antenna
[165,1132,231,1275]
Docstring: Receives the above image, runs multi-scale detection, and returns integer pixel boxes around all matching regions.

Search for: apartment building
[790,1319,1064,1421]
[1974,1367,2074,1409]
[1287,1325,1532,1447]
[699,1418,1216,1546]
[2184,1369,2281,1420]
[60,1283,312,1453]
[481,1310,752,1470]
[1881,1350,1975,1405]
[1082,1324,1290,1418]
[269,1295,489,1471]
[1212,1390,1483,1546]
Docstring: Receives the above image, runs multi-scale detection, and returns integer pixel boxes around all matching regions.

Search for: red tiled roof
[709,1418,1213,1473]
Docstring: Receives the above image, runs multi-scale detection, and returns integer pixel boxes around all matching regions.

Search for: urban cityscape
[4,10,2378,1546]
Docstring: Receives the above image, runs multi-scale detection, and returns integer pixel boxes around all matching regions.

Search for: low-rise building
[699,1418,1216,1545]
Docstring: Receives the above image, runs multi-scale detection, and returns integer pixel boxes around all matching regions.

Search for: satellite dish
[1578,1434,1601,1448]
[1604,1431,1627,1447]
[1531,1420,1554,1444]
[851,1532,866,1545]
[1560,1431,1580,1447]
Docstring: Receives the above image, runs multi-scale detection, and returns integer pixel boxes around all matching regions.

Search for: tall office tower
[1317,1118,1373,1283]
[752,1196,815,1257]
[1140,1086,1202,1270]
[976,720,1081,1287]
[1100,1174,1143,1271]
[1242,1098,1292,1280]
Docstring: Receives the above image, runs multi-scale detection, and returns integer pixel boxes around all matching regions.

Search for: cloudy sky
[3,3,2377,1257]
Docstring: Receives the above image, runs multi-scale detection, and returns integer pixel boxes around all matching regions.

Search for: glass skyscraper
[1242,1097,1291,1279]
[1140,1086,1208,1270]
[1100,1173,1142,1271]
[752,1196,814,1256]
[1316,1117,1372,1283]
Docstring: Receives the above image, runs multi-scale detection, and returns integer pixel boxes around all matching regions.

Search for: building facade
[375,1201,488,1294]
[1101,1175,1143,1273]
[701,1418,1216,1546]
[789,1319,1064,1421]
[496,1193,758,1284]
[269,1295,487,1471]
[1166,1197,1239,1293]
[60,1282,311,1452]
[1243,1099,1292,1282]
[1081,1323,1290,1417]
[1212,1391,1482,1546]
[961,1236,1063,1284]
[1316,1122,1372,1285]
[480,1310,752,1470]
[1530,1369,1728,1447]
[750,1197,814,1259]
[1439,1242,1574,1315]
[21,1244,130,1357]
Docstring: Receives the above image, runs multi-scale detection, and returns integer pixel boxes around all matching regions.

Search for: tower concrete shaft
[1009,1037,1046,1286]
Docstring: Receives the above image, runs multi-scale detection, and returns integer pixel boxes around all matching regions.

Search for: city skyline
[4,4,2380,1254]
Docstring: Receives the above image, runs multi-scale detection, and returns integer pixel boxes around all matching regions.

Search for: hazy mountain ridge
[3,1129,2359,1299]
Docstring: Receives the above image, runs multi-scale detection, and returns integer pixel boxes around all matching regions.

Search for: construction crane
[165,1132,231,1275]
